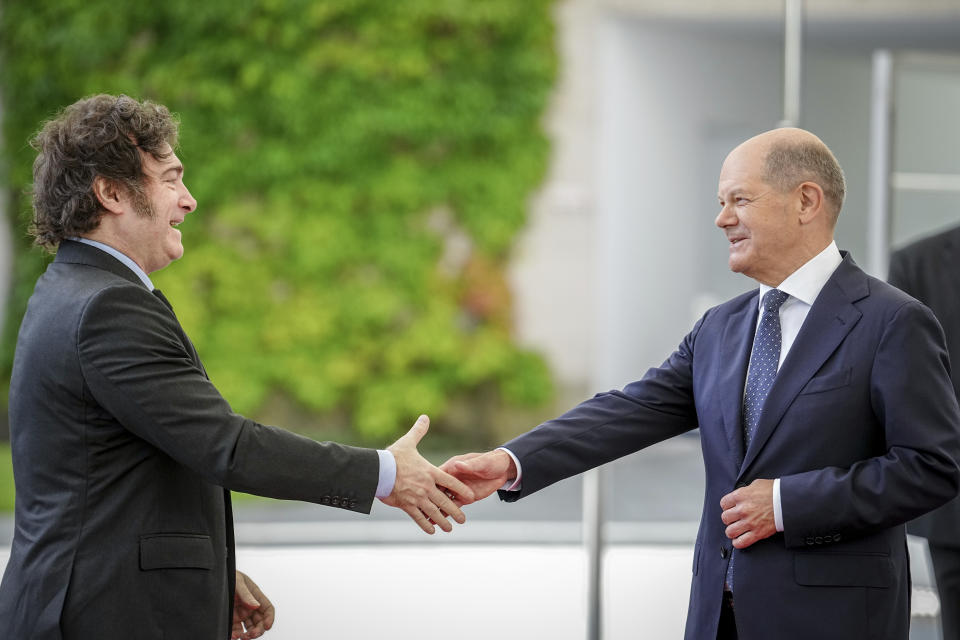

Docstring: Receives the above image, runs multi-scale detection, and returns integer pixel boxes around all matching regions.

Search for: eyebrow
[160,165,183,179]
[718,189,748,200]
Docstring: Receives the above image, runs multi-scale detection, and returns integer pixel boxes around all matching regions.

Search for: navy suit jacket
[501,253,960,640]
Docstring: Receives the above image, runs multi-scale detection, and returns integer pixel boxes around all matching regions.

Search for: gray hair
[762,139,846,221]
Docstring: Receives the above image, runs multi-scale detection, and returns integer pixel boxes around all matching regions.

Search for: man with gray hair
[444,128,960,639]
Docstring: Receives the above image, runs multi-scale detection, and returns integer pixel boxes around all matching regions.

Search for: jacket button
[805,537,815,546]
[815,536,823,545]
[332,496,340,506]
[321,496,331,505]
[833,534,842,542]
[720,546,729,559]
[349,500,357,509]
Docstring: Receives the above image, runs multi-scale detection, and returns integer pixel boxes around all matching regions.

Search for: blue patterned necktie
[725,288,789,593]
[742,288,789,452]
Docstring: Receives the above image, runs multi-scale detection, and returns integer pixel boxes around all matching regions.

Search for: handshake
[378,415,517,534]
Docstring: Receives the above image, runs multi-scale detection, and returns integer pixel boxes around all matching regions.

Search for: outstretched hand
[440,449,518,505]
[380,415,475,534]
[232,571,275,639]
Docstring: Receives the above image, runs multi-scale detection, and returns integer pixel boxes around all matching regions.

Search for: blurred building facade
[509,0,960,400]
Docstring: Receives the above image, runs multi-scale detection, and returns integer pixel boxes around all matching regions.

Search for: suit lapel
[156,294,207,376]
[719,299,758,470]
[738,257,867,478]
[58,242,209,377]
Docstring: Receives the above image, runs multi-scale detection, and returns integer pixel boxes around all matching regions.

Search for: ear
[797,181,825,225]
[92,176,126,215]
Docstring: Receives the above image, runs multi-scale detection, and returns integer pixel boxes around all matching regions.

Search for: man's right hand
[379,415,474,534]
[440,449,517,505]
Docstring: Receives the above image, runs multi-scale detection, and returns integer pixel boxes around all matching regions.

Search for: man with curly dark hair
[0,94,473,640]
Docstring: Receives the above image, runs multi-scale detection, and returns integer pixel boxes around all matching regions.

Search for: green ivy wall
[0,0,557,446]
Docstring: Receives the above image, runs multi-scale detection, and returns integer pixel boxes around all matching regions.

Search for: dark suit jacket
[889,224,960,548]
[0,240,380,639]
[500,253,960,640]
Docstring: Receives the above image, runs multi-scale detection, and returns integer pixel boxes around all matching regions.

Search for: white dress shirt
[503,241,844,536]
[755,241,843,530]
[71,237,397,497]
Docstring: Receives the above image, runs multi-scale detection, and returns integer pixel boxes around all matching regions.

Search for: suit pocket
[139,533,214,571]
[794,552,893,588]
[800,367,852,395]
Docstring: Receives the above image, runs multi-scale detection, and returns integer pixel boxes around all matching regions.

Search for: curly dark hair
[29,94,180,250]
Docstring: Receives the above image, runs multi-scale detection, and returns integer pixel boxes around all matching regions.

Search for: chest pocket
[800,367,852,395]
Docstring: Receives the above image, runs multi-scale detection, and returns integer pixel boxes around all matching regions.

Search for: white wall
[516,6,960,396]
[594,17,782,388]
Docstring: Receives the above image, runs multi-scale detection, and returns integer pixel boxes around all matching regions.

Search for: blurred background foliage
[0,0,557,450]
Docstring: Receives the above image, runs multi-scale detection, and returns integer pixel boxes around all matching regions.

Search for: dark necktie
[725,288,789,593]
[742,288,789,452]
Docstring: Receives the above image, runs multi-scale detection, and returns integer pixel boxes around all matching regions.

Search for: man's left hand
[232,570,275,639]
[720,479,776,549]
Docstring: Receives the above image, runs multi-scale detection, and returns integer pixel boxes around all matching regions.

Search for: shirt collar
[758,240,842,308]
[71,237,155,291]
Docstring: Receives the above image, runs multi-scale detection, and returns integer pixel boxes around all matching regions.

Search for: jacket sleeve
[76,284,379,512]
[498,314,704,501]
[779,300,960,547]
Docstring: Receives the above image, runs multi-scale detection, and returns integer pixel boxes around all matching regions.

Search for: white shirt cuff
[375,449,397,498]
[497,447,522,491]
[773,477,784,532]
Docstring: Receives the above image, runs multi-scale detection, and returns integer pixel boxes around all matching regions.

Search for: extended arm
[445,317,704,504]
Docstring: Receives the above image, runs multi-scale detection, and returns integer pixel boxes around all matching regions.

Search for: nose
[715,203,734,229]
[180,183,197,213]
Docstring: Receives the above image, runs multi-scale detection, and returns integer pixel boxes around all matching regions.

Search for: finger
[421,502,453,532]
[435,468,475,503]
[725,521,747,540]
[262,606,275,630]
[235,573,261,609]
[404,414,430,445]
[405,505,436,534]
[440,452,482,473]
[259,602,275,629]
[453,457,494,478]
[431,487,466,524]
[720,507,738,525]
[733,531,757,549]
[428,507,454,532]
[719,492,737,510]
